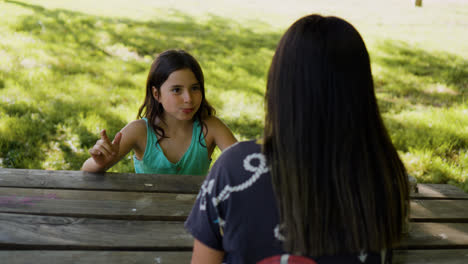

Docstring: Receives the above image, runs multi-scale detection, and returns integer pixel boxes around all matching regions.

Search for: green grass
[1,0,467,192]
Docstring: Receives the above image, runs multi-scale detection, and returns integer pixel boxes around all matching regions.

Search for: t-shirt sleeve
[184,160,227,251]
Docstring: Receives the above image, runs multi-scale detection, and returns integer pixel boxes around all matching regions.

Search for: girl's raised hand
[89,129,122,169]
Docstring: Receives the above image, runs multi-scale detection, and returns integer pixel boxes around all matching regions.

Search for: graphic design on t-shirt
[274,224,285,241]
[198,178,215,211]
[197,153,270,235]
[212,153,269,207]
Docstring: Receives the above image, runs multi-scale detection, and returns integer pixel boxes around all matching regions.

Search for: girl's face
[153,68,202,122]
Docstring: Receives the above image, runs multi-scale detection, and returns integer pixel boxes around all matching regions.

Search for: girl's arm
[205,116,237,152]
[81,120,146,172]
[191,239,224,264]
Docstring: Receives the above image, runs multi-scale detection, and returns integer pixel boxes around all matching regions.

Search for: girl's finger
[98,143,114,156]
[94,139,114,156]
[100,129,111,143]
[89,148,101,156]
[112,132,122,147]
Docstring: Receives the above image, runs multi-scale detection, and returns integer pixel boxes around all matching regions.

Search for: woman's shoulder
[215,139,262,165]
[208,139,267,191]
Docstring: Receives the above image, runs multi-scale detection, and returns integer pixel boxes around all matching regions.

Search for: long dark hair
[263,15,409,256]
[137,50,215,143]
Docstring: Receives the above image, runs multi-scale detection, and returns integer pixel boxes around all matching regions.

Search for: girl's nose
[183,91,193,103]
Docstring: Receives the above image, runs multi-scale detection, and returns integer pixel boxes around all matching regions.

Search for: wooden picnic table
[0,168,467,263]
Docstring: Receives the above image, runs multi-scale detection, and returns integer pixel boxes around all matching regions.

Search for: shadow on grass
[1,0,280,171]
[7,0,279,93]
[2,1,468,184]
[373,40,468,112]
[0,97,127,169]
[382,111,468,191]
[371,41,468,191]
[224,115,264,141]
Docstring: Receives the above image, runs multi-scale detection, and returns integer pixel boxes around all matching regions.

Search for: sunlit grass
[19,0,468,57]
[0,0,467,191]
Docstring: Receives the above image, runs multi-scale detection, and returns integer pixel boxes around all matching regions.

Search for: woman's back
[262,15,410,256]
[186,14,409,263]
[186,140,392,263]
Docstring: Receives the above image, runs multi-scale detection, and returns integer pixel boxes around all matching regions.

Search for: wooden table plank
[3,170,467,198]
[412,184,468,199]
[3,188,468,222]
[1,213,467,249]
[401,222,468,249]
[393,249,468,264]
[2,167,468,263]
[0,213,192,249]
[0,251,192,264]
[0,168,204,194]
[410,200,468,222]
[0,187,196,220]
[3,250,468,264]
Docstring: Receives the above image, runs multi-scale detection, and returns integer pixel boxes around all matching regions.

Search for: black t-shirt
[185,140,388,264]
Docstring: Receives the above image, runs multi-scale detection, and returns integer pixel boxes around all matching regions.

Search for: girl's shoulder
[124,119,147,133]
[201,116,237,151]
[200,116,229,136]
[120,119,148,156]
[120,119,148,143]
[201,115,223,127]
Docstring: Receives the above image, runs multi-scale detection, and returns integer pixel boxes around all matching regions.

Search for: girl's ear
[152,86,159,101]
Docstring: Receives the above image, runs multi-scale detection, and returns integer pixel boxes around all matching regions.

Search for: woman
[185,15,409,264]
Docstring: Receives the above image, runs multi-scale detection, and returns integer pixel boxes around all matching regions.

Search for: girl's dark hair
[137,49,215,143]
[263,15,409,256]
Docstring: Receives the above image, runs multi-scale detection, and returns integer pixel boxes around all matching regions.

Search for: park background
[0,0,467,191]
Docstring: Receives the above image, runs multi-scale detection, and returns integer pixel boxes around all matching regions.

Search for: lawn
[1,0,467,191]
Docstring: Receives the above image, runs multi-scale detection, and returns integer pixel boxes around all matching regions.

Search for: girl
[185,15,409,263]
[81,49,237,175]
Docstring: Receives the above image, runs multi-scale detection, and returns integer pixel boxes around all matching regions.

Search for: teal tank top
[133,118,211,176]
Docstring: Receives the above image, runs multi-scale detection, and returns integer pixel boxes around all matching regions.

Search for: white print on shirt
[198,179,215,211]
[211,153,269,207]
[358,250,368,263]
[274,224,285,241]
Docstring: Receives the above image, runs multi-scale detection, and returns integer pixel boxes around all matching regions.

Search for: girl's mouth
[182,108,194,114]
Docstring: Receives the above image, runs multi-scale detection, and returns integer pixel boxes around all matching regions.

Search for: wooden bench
[0,168,467,263]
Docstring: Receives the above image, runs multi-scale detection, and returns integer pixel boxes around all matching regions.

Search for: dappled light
[0,0,467,191]
[0,0,278,172]
[374,41,467,110]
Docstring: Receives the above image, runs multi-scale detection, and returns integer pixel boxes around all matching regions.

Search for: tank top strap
[142,117,158,153]
[192,119,204,145]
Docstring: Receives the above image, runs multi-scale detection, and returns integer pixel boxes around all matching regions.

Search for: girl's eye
[192,86,201,91]
[171,88,181,93]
